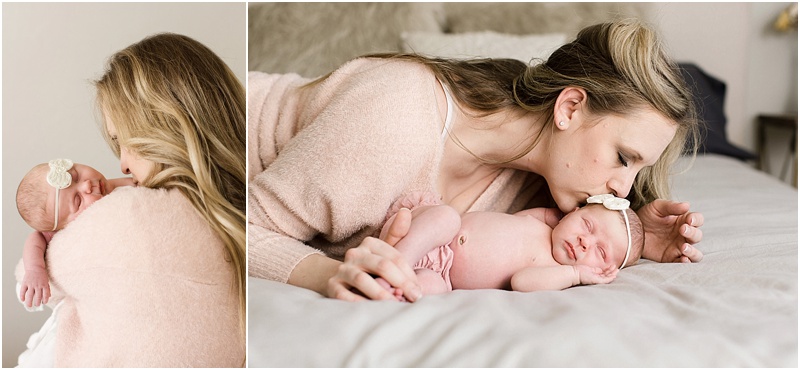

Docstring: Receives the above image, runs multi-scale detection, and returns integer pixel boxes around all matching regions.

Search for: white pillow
[400,31,567,64]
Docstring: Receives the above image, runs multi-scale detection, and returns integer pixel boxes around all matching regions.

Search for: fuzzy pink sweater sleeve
[248,58,445,282]
[46,187,244,367]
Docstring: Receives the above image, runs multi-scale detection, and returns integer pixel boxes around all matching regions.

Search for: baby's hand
[19,268,51,308]
[574,264,618,285]
[375,277,408,302]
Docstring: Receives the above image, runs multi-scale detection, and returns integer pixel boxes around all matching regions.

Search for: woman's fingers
[328,279,368,302]
[333,237,422,302]
[681,243,704,262]
[347,255,401,301]
[333,250,392,301]
[359,237,422,300]
[687,211,704,227]
[648,199,689,217]
[681,224,704,244]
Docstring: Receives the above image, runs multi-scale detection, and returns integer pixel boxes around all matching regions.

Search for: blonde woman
[248,20,705,302]
[20,33,246,366]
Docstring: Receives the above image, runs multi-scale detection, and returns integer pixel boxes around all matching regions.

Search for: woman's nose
[608,172,636,198]
[119,153,131,175]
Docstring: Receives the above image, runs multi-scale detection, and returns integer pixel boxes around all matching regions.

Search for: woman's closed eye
[617,152,629,167]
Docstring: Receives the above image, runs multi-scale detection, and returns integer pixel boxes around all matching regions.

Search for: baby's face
[44,163,110,230]
[550,204,629,269]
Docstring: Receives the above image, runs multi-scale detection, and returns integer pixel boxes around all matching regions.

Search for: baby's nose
[79,179,94,193]
[579,236,593,251]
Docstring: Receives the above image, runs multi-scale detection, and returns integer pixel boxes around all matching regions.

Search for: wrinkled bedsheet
[248,154,798,367]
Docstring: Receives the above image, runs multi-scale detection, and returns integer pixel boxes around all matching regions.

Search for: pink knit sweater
[20,187,245,367]
[248,58,545,283]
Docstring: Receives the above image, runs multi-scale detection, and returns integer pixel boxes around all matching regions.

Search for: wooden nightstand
[756,114,797,186]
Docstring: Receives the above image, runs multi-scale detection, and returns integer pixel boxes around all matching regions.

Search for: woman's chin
[553,196,579,214]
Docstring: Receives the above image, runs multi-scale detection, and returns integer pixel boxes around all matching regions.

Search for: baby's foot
[375,277,407,302]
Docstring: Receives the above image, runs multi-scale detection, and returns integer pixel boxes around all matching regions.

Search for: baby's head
[551,195,644,270]
[17,159,110,232]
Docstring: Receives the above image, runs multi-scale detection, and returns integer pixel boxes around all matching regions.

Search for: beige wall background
[650,2,798,176]
[2,3,246,366]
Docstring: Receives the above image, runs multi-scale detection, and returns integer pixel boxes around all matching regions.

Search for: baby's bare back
[448,212,558,290]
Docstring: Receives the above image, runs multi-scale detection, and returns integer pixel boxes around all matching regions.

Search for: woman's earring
[558,121,565,127]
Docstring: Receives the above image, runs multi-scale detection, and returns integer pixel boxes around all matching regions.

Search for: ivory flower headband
[46,158,73,231]
[586,194,632,269]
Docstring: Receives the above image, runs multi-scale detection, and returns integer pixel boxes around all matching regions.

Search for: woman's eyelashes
[617,152,629,167]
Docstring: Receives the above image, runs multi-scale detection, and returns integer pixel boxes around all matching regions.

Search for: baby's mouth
[566,242,577,260]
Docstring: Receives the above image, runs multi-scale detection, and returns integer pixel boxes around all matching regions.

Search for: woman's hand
[637,200,704,263]
[327,209,422,302]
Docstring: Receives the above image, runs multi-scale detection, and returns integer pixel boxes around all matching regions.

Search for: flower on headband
[586,194,630,211]
[47,158,73,190]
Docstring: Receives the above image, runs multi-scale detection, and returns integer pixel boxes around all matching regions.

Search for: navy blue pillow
[678,63,756,160]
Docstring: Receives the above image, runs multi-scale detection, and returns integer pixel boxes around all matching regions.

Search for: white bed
[248,154,798,367]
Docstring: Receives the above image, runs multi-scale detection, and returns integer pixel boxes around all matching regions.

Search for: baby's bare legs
[378,205,461,298]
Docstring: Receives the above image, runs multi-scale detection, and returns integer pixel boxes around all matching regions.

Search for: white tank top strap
[439,79,455,144]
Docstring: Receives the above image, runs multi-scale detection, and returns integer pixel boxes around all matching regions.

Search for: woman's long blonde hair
[94,33,246,332]
[360,20,699,210]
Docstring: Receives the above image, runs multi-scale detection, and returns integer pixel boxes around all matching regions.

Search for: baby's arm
[510,264,618,292]
[19,231,53,308]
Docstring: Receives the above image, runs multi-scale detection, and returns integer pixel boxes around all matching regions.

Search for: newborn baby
[15,159,134,309]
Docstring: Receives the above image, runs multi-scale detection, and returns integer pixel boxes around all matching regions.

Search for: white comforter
[247,154,798,367]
